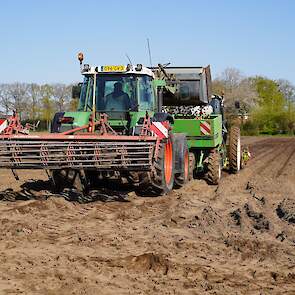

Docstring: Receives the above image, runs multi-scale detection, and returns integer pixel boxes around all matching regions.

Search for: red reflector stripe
[0,119,8,133]
[150,122,169,139]
[200,121,211,135]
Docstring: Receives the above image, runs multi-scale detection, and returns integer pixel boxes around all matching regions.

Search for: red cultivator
[0,112,173,195]
[0,111,30,135]
[0,112,161,170]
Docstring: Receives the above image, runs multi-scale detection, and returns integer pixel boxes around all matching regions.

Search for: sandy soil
[0,136,294,295]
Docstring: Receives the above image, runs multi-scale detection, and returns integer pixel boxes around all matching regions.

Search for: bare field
[0,137,294,295]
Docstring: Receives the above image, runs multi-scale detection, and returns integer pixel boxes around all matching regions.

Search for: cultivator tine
[12,143,22,166]
[40,144,49,167]
[119,145,130,167]
[11,169,19,180]
[66,143,75,167]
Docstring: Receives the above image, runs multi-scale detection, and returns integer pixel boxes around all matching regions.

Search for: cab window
[138,76,155,110]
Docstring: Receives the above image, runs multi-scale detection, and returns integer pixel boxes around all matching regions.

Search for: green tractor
[0,54,242,195]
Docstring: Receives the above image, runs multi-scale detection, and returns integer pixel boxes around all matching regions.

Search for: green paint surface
[172,115,223,148]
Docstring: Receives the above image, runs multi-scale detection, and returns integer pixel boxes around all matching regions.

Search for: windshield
[78,74,155,112]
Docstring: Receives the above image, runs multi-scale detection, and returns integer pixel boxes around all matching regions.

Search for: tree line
[212,68,295,135]
[0,83,75,129]
[0,69,295,134]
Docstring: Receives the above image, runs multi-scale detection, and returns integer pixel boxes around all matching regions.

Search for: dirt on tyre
[139,135,175,196]
[229,126,241,173]
[174,134,189,188]
[206,151,222,185]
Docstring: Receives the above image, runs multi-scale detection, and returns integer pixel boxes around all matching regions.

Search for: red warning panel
[0,119,7,134]
[150,122,169,140]
[200,121,211,135]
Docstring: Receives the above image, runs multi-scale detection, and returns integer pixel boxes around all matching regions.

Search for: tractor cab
[78,69,156,113]
[65,64,158,133]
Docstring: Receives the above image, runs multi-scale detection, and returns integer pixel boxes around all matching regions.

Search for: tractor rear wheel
[139,136,175,196]
[206,151,222,185]
[229,126,241,173]
[174,134,189,188]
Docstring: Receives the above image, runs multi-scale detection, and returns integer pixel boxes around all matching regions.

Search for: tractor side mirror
[234,101,240,109]
[72,84,82,99]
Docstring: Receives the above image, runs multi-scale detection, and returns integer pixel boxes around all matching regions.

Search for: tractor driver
[105,82,131,111]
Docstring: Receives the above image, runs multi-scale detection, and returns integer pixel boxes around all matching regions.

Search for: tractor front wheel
[174,134,189,188]
[139,136,175,196]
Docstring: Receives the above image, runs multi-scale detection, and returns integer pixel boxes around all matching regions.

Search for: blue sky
[0,0,294,84]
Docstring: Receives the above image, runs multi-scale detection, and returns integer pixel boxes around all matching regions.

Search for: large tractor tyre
[229,126,241,173]
[174,134,189,188]
[50,169,87,193]
[139,135,175,196]
[206,151,222,185]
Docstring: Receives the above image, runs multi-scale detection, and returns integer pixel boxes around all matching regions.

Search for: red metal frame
[60,113,118,135]
[0,113,165,143]
[0,112,173,172]
[0,133,158,141]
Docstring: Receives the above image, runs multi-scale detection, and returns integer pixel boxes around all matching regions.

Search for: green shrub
[241,120,259,136]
